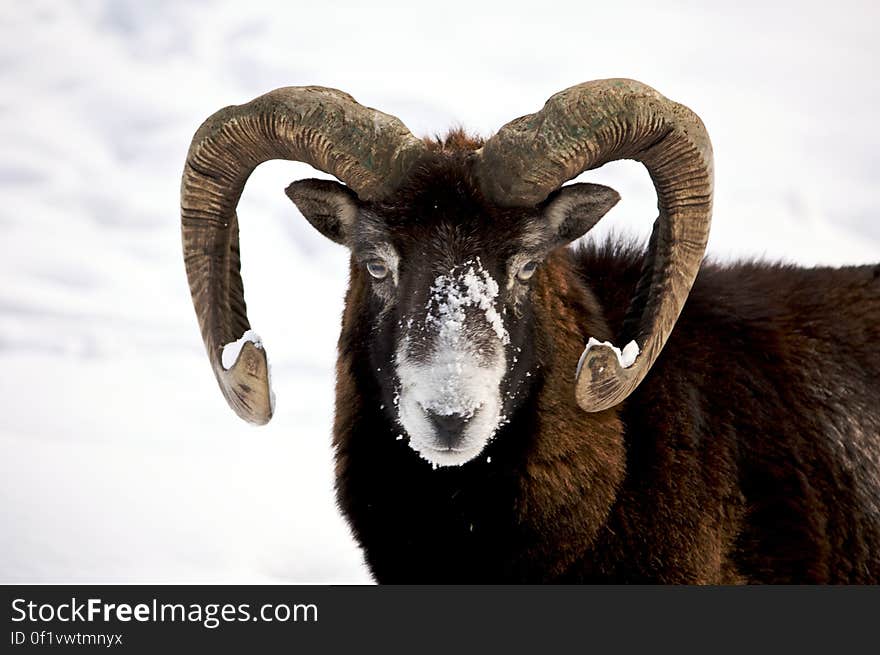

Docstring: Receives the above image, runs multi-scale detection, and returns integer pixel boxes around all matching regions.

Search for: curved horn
[181,86,425,424]
[476,79,713,412]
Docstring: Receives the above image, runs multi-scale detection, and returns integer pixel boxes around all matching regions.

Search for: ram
[181,79,880,583]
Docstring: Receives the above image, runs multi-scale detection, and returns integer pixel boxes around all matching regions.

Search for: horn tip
[219,340,275,425]
[574,339,639,412]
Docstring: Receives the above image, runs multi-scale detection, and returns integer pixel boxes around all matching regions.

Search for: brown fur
[422,128,484,152]
[322,142,879,584]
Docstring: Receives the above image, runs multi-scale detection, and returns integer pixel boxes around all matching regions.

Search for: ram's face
[364,222,534,467]
[391,255,513,466]
[351,179,538,467]
[286,167,619,466]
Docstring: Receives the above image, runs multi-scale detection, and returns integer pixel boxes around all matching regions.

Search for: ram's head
[181,80,712,465]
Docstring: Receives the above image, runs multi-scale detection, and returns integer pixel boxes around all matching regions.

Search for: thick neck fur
[331,235,880,583]
[332,249,625,582]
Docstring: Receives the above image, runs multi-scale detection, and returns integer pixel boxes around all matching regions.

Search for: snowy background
[1,0,877,583]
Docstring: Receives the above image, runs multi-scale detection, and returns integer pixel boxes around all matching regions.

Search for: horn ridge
[476,78,713,412]
[181,86,426,423]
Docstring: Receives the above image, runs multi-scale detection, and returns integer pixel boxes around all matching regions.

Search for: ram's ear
[541,183,620,244]
[285,178,359,245]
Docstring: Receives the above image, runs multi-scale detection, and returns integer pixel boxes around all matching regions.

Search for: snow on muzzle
[395,259,510,467]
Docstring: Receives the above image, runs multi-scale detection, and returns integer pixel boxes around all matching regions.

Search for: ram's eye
[517,260,538,281]
[366,259,389,280]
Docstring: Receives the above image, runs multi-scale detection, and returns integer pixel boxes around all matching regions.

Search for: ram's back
[574,239,880,582]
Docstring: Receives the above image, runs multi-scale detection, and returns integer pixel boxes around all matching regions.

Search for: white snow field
[1,0,877,583]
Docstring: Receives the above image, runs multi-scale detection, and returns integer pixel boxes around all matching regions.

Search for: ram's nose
[426,411,468,448]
